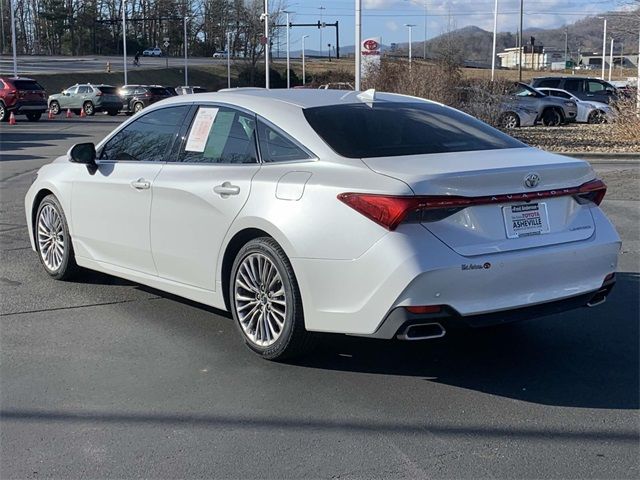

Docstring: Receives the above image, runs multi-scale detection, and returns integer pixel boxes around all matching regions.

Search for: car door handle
[130,178,151,190]
[213,182,240,197]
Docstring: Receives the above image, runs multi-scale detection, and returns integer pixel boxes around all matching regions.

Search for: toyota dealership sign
[361,37,381,74]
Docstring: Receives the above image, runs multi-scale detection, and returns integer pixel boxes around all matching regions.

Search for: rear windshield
[97,86,117,94]
[12,80,44,91]
[149,87,169,95]
[303,102,525,158]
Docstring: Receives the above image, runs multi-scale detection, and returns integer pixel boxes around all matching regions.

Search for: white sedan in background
[538,87,615,123]
[25,89,620,360]
[142,47,163,57]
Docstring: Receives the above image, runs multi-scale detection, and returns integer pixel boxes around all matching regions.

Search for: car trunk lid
[361,147,599,256]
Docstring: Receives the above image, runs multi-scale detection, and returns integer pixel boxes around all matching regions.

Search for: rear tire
[229,237,314,361]
[49,101,60,115]
[26,112,42,122]
[0,102,7,122]
[107,109,119,116]
[500,112,520,129]
[35,195,80,281]
[133,102,144,113]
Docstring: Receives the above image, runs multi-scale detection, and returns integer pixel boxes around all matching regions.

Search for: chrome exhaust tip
[587,290,608,307]
[397,322,446,341]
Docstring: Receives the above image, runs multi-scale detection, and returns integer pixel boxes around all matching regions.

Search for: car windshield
[97,86,117,94]
[13,80,44,91]
[303,102,525,158]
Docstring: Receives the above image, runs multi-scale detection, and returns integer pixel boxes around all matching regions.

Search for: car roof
[184,88,435,110]
[1,76,38,82]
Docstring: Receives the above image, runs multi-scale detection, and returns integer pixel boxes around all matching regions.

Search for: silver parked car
[508,83,577,126]
[537,87,614,124]
[48,84,122,116]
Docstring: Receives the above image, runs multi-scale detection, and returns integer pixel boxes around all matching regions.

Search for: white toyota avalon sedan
[25,89,620,360]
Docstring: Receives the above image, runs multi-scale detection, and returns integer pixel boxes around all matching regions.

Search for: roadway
[1,116,638,478]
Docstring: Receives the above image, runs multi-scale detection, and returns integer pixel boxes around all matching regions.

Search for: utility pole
[318,6,325,58]
[302,35,309,85]
[608,37,613,82]
[518,0,523,82]
[1,0,5,55]
[9,0,17,76]
[355,0,361,91]
[491,0,498,81]
[636,28,639,112]
[601,17,607,80]
[564,27,568,65]
[122,0,128,84]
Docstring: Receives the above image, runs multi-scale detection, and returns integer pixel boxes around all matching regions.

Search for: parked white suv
[142,47,163,57]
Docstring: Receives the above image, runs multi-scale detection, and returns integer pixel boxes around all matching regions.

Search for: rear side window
[179,106,258,164]
[77,86,91,94]
[303,102,525,159]
[13,80,44,91]
[97,86,117,94]
[549,90,571,99]
[563,79,583,92]
[100,106,189,162]
[536,79,560,88]
[149,87,168,95]
[257,120,311,163]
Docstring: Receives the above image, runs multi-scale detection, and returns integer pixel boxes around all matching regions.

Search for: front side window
[587,81,605,93]
[537,79,560,88]
[100,106,189,162]
[303,102,525,159]
[550,90,571,99]
[77,86,90,94]
[257,120,311,163]
[179,106,258,164]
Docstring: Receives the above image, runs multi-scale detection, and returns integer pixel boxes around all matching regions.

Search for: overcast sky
[278,0,625,52]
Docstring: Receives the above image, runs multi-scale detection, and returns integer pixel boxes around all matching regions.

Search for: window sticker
[185,107,219,152]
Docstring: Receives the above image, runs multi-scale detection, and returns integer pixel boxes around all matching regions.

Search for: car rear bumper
[9,100,47,114]
[292,207,620,337]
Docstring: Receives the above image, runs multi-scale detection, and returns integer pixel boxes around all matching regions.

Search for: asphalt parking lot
[1,116,639,479]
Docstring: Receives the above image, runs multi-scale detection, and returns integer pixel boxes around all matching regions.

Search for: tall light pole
[227,31,231,88]
[564,27,568,65]
[405,24,415,69]
[601,17,607,80]
[9,0,17,76]
[608,36,613,82]
[491,0,498,81]
[284,10,293,88]
[263,0,269,89]
[318,6,325,58]
[423,0,427,60]
[183,4,188,86]
[122,0,127,84]
[518,0,523,82]
[355,0,361,91]
[302,34,309,85]
[636,27,639,112]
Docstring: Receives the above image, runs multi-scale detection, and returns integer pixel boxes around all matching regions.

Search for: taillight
[406,305,442,314]
[575,179,607,206]
[6,89,17,97]
[338,179,608,231]
[95,91,103,96]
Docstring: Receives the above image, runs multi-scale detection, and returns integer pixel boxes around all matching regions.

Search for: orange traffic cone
[66,109,73,118]
[48,109,55,120]
[8,112,16,125]
[80,108,86,118]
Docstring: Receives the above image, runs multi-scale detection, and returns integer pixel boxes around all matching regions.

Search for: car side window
[256,119,311,163]
[179,106,258,164]
[537,79,560,88]
[134,88,146,95]
[67,86,79,95]
[563,79,582,92]
[100,106,189,162]
[552,90,571,99]
[587,81,605,93]
[77,86,89,94]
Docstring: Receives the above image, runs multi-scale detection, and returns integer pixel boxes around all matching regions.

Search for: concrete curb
[562,152,640,160]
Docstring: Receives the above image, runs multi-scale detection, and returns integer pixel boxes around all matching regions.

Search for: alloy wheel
[37,204,65,271]
[234,253,287,347]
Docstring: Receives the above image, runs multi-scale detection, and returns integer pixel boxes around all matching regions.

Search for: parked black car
[530,77,618,104]
[118,85,172,114]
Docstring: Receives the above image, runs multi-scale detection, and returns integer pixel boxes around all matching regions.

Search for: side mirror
[69,143,97,167]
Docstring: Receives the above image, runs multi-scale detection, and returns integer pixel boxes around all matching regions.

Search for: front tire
[35,195,79,280]
[230,237,313,360]
[500,112,520,129]
[541,108,562,126]
[133,102,144,113]
[83,101,95,116]
[588,110,606,124]
[0,102,7,121]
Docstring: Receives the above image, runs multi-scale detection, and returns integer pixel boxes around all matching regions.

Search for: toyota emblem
[524,173,541,189]
[363,39,379,51]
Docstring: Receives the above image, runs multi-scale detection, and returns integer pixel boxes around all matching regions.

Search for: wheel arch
[30,188,55,244]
